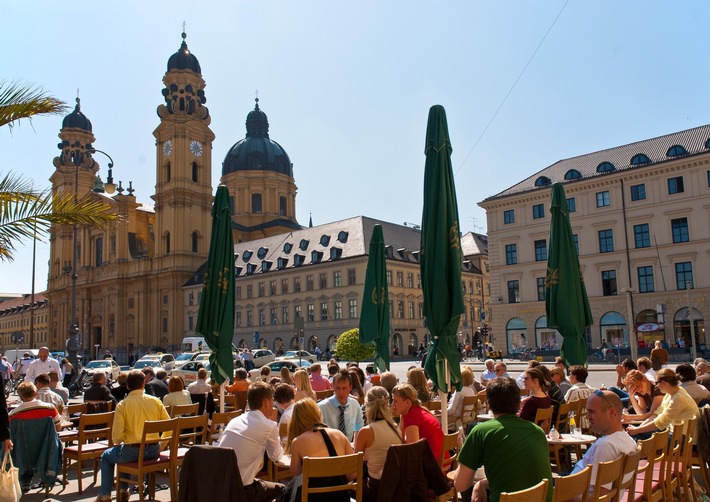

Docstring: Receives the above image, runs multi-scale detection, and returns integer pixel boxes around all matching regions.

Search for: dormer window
[320,235,331,247]
[330,247,343,260]
[666,145,688,157]
[294,254,305,267]
[337,231,349,243]
[261,261,272,272]
[242,250,253,262]
[535,176,551,187]
[299,239,309,251]
[596,162,616,173]
[630,153,650,165]
[311,250,323,263]
[257,247,269,259]
[277,257,289,269]
[283,243,293,254]
[564,169,582,180]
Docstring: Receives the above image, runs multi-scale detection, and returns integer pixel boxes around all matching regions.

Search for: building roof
[461,231,488,258]
[167,31,201,74]
[487,123,710,200]
[0,293,48,315]
[62,98,92,132]
[184,215,484,287]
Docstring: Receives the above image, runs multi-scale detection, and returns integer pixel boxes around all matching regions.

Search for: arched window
[596,161,616,173]
[192,162,198,182]
[192,231,198,253]
[535,316,560,350]
[535,176,552,187]
[166,161,171,182]
[165,232,171,255]
[252,193,262,214]
[279,196,287,216]
[666,145,688,158]
[564,169,582,180]
[600,311,627,347]
[630,153,650,166]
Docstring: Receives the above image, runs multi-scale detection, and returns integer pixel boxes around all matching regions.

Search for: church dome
[62,98,92,132]
[167,32,201,74]
[222,99,293,176]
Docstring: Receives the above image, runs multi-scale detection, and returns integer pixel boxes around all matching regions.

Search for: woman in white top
[162,376,193,408]
[446,366,475,430]
[354,386,403,499]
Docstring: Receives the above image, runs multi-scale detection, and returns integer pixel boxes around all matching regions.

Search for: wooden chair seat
[500,478,549,501]
[61,411,114,493]
[64,442,109,454]
[551,464,590,502]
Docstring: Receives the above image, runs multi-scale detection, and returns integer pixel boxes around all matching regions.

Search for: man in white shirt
[218,381,284,502]
[34,373,64,414]
[637,357,656,383]
[570,390,637,497]
[25,347,61,383]
[480,359,496,384]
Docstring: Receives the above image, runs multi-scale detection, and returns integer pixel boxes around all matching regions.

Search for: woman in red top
[391,383,445,461]
[518,367,551,422]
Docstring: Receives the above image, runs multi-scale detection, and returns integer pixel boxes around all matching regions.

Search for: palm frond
[0,80,68,129]
[0,172,119,261]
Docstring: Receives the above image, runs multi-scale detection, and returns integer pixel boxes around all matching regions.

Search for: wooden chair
[115,418,179,502]
[61,411,114,493]
[301,452,364,502]
[679,417,699,502]
[172,414,209,493]
[634,428,669,502]
[457,395,479,430]
[590,454,624,502]
[554,402,571,433]
[315,389,334,401]
[223,393,238,412]
[551,465,591,502]
[549,402,572,473]
[234,390,248,412]
[426,400,442,413]
[665,420,689,502]
[209,410,242,443]
[58,402,87,445]
[534,406,554,434]
[500,478,549,501]
[438,432,460,502]
[269,421,293,483]
[85,400,113,414]
[169,402,199,418]
[618,449,642,502]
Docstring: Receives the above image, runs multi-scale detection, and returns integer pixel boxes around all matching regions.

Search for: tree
[335,328,373,363]
[0,81,116,261]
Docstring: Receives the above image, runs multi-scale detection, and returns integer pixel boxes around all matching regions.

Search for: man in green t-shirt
[453,377,552,502]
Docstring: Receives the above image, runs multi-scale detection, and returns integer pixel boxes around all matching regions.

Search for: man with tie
[318,369,364,442]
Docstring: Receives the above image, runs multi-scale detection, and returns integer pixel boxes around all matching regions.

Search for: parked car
[276,350,317,364]
[248,360,311,381]
[84,359,121,380]
[172,361,211,385]
[174,352,198,369]
[250,349,276,368]
[132,359,163,372]
[138,353,176,373]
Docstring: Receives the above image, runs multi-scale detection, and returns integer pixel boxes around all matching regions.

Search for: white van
[180,336,238,354]
[3,349,39,368]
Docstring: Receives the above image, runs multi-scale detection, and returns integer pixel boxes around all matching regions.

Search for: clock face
[163,140,173,156]
[190,140,203,157]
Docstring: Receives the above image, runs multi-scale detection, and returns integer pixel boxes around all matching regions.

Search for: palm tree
[0,81,117,261]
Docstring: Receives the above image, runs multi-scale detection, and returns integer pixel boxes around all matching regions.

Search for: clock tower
[152,30,214,264]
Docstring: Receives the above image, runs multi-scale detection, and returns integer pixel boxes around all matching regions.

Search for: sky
[4,0,710,295]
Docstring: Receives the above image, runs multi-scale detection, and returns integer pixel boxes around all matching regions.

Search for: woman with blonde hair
[354,387,403,497]
[446,367,476,430]
[293,369,316,401]
[285,398,355,501]
[280,365,294,386]
[627,368,698,438]
[391,383,445,460]
[622,369,663,421]
[407,367,431,404]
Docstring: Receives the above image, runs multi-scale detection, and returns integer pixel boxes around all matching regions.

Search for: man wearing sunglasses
[569,390,636,496]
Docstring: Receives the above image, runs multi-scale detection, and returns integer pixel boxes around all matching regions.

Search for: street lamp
[687,281,698,361]
[66,147,116,373]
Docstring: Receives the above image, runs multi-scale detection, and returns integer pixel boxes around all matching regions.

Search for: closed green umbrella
[545,182,593,367]
[359,224,390,373]
[421,105,464,397]
[195,185,235,386]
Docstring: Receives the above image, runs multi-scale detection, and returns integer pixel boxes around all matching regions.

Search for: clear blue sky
[4,1,710,295]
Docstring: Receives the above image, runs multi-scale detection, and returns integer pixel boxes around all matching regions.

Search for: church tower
[152,30,214,266]
[221,99,300,242]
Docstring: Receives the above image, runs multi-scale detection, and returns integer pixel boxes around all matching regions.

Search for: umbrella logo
[545,266,559,288]
[449,222,461,250]
[371,286,386,305]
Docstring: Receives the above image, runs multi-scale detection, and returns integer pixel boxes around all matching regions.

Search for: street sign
[254,331,260,345]
[299,337,304,345]
[480,312,485,321]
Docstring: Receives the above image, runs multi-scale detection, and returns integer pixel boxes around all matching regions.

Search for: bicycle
[588,348,618,364]
[517,347,539,361]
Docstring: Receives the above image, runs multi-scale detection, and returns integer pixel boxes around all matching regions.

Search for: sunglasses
[593,389,616,409]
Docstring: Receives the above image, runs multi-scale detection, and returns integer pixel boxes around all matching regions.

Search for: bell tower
[152,30,214,266]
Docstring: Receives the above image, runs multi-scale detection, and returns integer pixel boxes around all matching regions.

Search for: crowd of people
[2,346,710,501]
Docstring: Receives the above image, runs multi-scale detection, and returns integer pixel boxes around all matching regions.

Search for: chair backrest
[85,400,113,414]
[137,418,179,468]
[209,410,242,443]
[77,411,114,447]
[551,465,591,502]
[169,402,199,418]
[279,421,289,438]
[426,400,442,412]
[439,432,459,472]
[682,416,698,473]
[190,392,207,416]
[500,478,549,501]
[590,455,624,501]
[234,390,248,412]
[177,414,208,446]
[534,406,554,433]
[223,394,238,411]
[315,389,334,401]
[460,396,478,425]
[66,402,87,426]
[301,451,363,502]
[618,449,642,501]
[554,402,571,433]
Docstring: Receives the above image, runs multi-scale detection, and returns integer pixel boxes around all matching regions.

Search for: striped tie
[338,405,347,437]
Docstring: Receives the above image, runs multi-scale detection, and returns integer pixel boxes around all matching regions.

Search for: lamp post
[66,147,116,372]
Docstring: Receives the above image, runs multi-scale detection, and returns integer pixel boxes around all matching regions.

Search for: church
[43,32,488,362]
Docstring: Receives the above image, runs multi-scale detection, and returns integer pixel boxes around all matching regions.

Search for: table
[547,434,596,473]
[476,413,494,422]
[446,466,486,484]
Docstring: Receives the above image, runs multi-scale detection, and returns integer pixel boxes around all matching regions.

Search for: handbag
[0,449,21,502]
